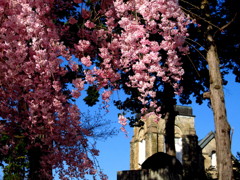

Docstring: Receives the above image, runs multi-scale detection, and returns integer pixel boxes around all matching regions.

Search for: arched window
[175,137,183,163]
[138,139,146,166]
[174,126,183,163]
[211,151,217,168]
[138,129,145,167]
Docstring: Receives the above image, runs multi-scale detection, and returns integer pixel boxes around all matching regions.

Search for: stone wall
[117,169,182,180]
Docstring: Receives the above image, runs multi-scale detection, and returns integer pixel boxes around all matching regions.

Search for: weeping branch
[186,38,207,51]
[185,41,207,61]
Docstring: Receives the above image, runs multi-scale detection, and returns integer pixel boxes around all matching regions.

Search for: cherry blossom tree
[0,1,106,179]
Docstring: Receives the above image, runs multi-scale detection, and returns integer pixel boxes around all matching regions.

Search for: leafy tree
[0,131,28,180]
[179,1,240,179]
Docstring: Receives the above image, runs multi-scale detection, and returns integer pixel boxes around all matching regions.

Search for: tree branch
[185,41,207,61]
[186,54,201,78]
[186,37,207,51]
[180,0,200,10]
[214,13,238,37]
[180,6,221,30]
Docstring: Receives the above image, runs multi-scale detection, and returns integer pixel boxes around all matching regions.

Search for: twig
[185,41,207,61]
[186,38,207,51]
[214,13,238,37]
[186,54,201,78]
[180,0,200,10]
[180,6,221,30]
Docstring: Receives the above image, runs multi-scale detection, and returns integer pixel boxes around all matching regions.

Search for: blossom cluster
[63,0,190,131]
[83,0,190,117]
[108,0,190,109]
[0,0,100,179]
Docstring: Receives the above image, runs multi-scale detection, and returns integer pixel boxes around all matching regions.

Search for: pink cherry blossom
[75,39,90,52]
[84,20,96,29]
[72,78,85,90]
[81,56,92,67]
[118,114,127,126]
[69,17,78,24]
[71,89,81,98]
[74,0,82,3]
[102,90,112,102]
[52,81,62,92]
[94,0,191,120]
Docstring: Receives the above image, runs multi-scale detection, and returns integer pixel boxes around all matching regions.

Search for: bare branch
[180,0,200,10]
[185,41,207,61]
[186,54,201,78]
[203,91,211,99]
[214,13,238,37]
[180,6,221,30]
[186,38,207,51]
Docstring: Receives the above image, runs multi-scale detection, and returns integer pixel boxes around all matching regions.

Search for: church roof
[198,131,215,149]
[175,105,194,117]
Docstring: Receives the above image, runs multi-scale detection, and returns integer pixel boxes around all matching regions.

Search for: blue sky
[93,73,240,180]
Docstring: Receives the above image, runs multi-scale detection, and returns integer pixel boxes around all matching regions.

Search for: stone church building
[118,106,218,179]
[199,131,218,179]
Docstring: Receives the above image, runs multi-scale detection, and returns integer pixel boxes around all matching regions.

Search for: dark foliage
[233,152,240,180]
[84,86,100,106]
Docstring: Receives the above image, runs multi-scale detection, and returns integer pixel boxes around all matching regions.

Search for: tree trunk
[18,98,53,179]
[206,29,233,180]
[28,146,52,180]
[199,0,233,178]
[163,83,176,156]
[164,109,176,157]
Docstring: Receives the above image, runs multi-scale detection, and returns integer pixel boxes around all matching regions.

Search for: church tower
[130,106,201,177]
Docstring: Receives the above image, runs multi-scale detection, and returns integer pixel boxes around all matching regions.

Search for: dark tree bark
[164,110,176,157]
[28,146,52,180]
[162,83,177,157]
